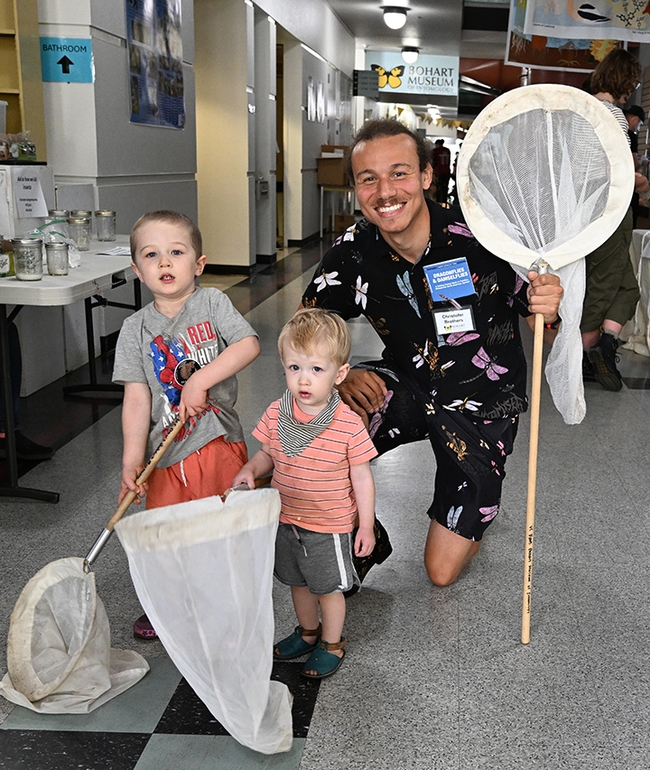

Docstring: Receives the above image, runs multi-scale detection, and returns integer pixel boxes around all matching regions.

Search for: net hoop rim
[6,557,96,701]
[457,83,634,269]
[115,486,281,552]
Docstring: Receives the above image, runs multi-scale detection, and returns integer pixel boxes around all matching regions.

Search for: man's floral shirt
[302,201,532,420]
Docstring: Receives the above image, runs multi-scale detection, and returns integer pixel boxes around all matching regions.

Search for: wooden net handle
[106,418,185,532]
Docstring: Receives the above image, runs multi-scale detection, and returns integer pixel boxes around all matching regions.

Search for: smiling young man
[302,119,563,587]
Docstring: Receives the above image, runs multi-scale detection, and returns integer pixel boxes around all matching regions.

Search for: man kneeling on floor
[301,119,562,587]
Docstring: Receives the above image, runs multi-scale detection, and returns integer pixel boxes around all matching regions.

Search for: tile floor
[1,244,650,769]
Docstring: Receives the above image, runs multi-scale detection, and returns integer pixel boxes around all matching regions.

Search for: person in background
[233,308,376,679]
[113,210,260,639]
[624,104,645,229]
[431,138,451,204]
[581,48,649,391]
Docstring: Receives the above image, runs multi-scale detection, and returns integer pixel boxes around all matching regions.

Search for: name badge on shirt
[433,306,476,335]
[424,257,476,335]
[423,257,475,303]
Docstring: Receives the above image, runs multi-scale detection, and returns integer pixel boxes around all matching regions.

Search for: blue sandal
[273,624,321,660]
[300,639,346,679]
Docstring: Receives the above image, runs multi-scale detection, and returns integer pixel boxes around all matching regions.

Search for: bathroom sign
[40,37,94,83]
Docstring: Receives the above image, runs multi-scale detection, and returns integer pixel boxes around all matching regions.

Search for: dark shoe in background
[0,431,55,460]
[582,352,597,382]
[587,333,623,392]
[344,518,393,598]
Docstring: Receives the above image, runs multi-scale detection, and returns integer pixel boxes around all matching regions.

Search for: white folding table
[0,240,137,502]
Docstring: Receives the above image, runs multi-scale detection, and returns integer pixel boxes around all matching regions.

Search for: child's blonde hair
[130,210,203,261]
[278,308,350,367]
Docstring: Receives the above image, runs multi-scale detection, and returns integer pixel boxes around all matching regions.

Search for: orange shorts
[145,436,248,510]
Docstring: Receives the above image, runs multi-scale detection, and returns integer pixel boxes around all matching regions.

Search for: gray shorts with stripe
[274,522,359,595]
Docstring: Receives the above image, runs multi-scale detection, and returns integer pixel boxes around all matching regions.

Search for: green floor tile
[134,734,305,770]
[1,656,181,733]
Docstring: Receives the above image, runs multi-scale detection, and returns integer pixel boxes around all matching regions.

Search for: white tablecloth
[621,229,650,357]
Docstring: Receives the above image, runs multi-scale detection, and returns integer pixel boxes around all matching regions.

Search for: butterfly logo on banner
[371,64,405,89]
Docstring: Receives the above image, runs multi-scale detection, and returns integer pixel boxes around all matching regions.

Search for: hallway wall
[196,0,354,266]
[37,0,197,233]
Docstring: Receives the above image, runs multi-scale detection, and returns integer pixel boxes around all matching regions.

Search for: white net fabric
[115,487,293,755]
[0,557,149,713]
[467,109,609,255]
[458,84,634,424]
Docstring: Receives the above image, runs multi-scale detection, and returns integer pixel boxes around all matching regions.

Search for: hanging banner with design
[126,0,185,128]
[523,0,650,43]
[506,0,617,72]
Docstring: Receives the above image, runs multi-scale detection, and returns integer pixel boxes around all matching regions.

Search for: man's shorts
[360,361,518,542]
[274,523,358,595]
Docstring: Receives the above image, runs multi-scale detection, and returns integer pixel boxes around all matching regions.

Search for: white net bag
[457,84,634,424]
[115,487,293,755]
[0,557,149,713]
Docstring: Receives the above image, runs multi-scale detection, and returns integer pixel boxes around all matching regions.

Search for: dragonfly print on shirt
[458,346,509,384]
[396,271,421,317]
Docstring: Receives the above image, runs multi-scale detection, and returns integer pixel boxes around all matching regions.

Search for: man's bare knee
[424,520,481,587]
[425,560,461,587]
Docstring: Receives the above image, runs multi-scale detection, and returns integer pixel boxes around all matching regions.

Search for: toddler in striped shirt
[233,308,376,680]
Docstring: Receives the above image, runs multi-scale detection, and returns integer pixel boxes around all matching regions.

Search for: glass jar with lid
[95,210,116,241]
[12,237,43,281]
[66,217,91,251]
[0,236,10,277]
[45,210,69,239]
[45,241,69,275]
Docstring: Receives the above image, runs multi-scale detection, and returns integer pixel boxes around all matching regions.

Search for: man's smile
[376,202,406,216]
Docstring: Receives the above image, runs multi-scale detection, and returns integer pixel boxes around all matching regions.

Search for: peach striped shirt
[253,398,377,533]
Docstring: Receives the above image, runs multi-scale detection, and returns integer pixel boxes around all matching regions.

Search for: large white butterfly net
[115,487,293,755]
[457,84,634,424]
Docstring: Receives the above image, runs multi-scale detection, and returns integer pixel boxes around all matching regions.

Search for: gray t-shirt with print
[113,287,257,468]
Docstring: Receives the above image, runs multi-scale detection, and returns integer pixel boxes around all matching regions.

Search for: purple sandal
[133,614,158,640]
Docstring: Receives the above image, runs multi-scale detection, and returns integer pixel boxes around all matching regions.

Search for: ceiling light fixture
[401,47,419,64]
[383,6,408,30]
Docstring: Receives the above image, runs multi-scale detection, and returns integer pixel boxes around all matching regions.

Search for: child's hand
[231,467,255,490]
[179,374,209,422]
[354,525,376,558]
[119,464,147,505]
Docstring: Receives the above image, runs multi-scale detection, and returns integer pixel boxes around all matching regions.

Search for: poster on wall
[307,78,325,123]
[506,0,617,73]
[307,77,316,121]
[126,0,185,128]
[523,0,650,43]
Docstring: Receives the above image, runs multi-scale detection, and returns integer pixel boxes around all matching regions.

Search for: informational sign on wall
[365,52,459,98]
[40,38,94,83]
[126,0,185,129]
[11,167,48,219]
